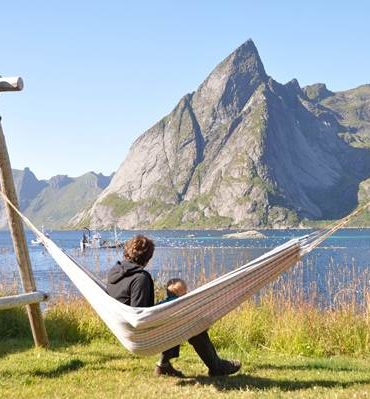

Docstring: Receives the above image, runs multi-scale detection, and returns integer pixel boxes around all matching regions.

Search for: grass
[2,339,370,399]
[2,297,370,398]
[150,199,233,229]
[100,193,138,218]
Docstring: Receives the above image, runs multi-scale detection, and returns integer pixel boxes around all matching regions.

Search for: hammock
[0,191,366,356]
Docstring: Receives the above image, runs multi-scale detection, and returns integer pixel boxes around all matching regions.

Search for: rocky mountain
[0,168,112,229]
[317,84,370,148]
[72,39,370,229]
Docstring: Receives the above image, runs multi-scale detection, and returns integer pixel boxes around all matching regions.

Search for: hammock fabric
[0,191,367,356]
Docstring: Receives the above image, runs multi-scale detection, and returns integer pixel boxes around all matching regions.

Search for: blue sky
[1,0,369,179]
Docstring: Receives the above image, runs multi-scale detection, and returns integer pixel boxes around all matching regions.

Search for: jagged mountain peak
[48,174,73,189]
[78,171,113,189]
[23,166,33,175]
[285,78,301,92]
[191,40,268,126]
[231,39,266,76]
[17,167,39,182]
[200,39,266,87]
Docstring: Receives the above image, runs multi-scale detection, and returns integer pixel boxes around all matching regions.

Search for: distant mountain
[0,169,112,229]
[72,39,370,229]
[318,84,370,148]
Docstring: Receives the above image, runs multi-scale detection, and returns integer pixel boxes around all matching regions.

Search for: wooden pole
[0,77,49,347]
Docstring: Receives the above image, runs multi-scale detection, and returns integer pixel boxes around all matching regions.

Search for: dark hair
[124,235,155,266]
[166,278,187,296]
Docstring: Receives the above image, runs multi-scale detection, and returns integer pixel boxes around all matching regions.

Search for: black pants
[159,345,180,364]
[159,330,220,370]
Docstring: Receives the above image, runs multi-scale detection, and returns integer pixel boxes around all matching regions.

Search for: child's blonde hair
[166,278,187,297]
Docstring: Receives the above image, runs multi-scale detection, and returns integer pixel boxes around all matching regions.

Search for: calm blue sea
[1,229,370,308]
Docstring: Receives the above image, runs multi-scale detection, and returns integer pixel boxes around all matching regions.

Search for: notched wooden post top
[0,76,24,92]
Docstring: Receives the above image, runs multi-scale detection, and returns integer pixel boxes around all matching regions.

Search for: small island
[223,230,267,239]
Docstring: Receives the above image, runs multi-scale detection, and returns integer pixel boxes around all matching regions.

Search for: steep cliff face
[73,40,370,229]
[0,169,112,229]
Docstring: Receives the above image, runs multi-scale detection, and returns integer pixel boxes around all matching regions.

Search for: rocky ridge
[0,168,112,229]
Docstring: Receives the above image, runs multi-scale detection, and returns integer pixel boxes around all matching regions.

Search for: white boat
[80,226,124,251]
[80,228,102,251]
[31,226,50,246]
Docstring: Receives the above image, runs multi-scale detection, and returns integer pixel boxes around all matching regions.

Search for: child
[154,278,187,377]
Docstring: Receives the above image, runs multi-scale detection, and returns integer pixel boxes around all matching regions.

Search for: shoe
[208,359,241,376]
[188,331,241,377]
[154,363,185,378]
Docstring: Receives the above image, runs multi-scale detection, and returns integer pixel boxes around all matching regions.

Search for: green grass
[151,199,233,229]
[100,193,138,218]
[2,339,370,398]
[2,298,370,397]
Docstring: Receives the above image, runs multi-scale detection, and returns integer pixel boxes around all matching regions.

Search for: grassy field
[2,298,370,398]
[2,339,370,398]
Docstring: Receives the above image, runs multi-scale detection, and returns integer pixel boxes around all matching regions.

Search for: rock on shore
[223,230,266,239]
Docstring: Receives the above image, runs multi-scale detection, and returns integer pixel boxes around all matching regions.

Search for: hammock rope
[1,189,369,355]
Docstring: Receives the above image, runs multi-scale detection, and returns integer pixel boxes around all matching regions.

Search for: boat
[31,226,50,246]
[80,227,124,251]
[80,227,102,250]
[104,225,125,249]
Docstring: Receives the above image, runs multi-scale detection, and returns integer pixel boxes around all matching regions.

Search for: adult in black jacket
[107,234,241,377]
[107,260,154,307]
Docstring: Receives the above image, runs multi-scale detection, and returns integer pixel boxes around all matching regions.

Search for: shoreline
[2,225,370,233]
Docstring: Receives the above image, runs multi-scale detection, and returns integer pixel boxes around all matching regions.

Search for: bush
[44,298,114,343]
[0,306,32,339]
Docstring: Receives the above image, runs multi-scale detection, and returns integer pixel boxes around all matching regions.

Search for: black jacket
[106,260,154,307]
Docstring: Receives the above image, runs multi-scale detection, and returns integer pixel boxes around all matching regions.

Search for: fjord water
[1,229,370,308]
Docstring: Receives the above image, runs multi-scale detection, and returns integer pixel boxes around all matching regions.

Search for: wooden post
[0,76,49,347]
[0,76,24,92]
[0,291,49,311]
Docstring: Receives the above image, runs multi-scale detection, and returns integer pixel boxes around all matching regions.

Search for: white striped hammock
[1,192,364,356]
